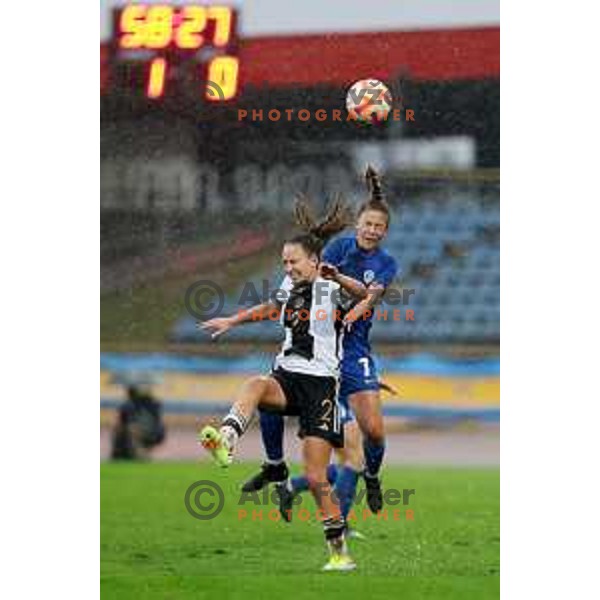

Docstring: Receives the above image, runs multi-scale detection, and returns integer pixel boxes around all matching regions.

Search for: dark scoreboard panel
[107,4,240,101]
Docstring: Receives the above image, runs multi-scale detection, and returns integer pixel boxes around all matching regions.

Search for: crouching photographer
[111,381,166,460]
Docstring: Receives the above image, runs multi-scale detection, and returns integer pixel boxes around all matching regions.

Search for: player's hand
[342,310,359,326]
[379,380,400,396]
[197,317,234,340]
[319,263,339,280]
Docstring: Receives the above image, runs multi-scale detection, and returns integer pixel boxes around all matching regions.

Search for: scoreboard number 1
[147,58,168,99]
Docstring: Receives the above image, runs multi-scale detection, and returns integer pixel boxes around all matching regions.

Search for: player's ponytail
[290,192,353,257]
[359,165,391,225]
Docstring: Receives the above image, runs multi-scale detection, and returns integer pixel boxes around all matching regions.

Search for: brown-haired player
[199,197,366,571]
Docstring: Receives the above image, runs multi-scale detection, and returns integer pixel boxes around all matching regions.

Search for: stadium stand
[171,193,499,344]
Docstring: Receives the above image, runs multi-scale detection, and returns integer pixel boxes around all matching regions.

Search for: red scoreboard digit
[111,4,239,101]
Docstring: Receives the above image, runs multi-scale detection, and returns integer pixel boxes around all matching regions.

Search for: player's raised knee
[245,375,271,395]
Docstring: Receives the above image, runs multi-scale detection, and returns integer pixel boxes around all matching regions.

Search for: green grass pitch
[101,461,499,599]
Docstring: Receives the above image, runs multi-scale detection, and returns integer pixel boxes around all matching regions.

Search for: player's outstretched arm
[319,263,367,300]
[199,302,281,339]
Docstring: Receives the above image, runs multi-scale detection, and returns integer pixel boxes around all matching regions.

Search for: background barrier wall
[101,352,499,421]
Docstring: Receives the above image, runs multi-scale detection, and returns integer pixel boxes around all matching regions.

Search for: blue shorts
[338,355,380,425]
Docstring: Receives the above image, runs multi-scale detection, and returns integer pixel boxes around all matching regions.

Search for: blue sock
[291,474,309,492]
[292,464,339,493]
[334,466,359,520]
[363,438,386,477]
[259,411,285,462]
[326,463,339,485]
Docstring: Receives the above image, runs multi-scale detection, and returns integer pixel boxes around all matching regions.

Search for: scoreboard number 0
[206,56,239,101]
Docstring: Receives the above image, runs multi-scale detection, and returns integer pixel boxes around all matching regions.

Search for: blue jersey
[322,235,398,369]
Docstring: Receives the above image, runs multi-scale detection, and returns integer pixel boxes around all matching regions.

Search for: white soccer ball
[346,79,392,125]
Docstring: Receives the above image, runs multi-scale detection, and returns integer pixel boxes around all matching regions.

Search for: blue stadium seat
[171,199,500,345]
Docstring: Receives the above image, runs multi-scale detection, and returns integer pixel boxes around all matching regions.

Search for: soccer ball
[346,79,392,125]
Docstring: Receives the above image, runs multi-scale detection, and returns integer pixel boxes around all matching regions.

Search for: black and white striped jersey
[273,276,345,378]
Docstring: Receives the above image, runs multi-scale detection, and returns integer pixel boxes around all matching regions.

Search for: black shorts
[269,367,343,448]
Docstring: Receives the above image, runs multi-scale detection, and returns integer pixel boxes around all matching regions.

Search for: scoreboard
[106,4,240,102]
